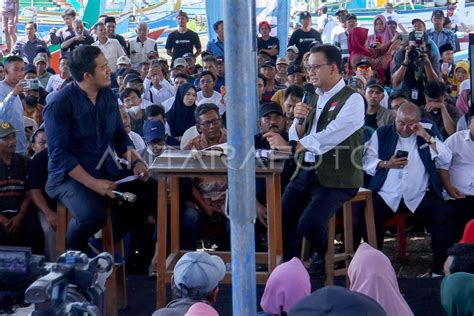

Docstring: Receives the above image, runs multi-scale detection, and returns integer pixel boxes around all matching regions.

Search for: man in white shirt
[128,22,158,70]
[438,110,474,241]
[382,3,407,33]
[196,71,225,115]
[330,8,347,45]
[316,6,335,44]
[92,23,125,72]
[142,61,174,105]
[364,102,454,276]
[45,57,70,93]
[264,45,365,262]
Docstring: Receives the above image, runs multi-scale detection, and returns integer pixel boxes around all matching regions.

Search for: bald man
[364,103,454,277]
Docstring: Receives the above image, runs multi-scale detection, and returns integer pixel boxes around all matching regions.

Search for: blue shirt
[0,81,27,154]
[43,82,133,185]
[206,38,224,57]
[427,28,456,51]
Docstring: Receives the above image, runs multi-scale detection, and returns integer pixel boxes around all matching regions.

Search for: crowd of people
[0,2,473,315]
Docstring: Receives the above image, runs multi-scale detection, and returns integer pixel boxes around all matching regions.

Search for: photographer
[391,31,439,106]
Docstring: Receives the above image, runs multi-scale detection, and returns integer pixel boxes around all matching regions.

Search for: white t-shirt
[196,90,225,114]
[45,74,66,93]
[317,14,336,44]
[382,11,400,24]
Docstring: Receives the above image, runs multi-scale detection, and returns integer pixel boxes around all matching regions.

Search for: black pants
[281,169,358,261]
[447,195,474,242]
[0,210,44,255]
[372,191,455,274]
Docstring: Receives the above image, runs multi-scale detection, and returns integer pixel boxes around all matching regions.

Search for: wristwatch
[289,140,297,154]
[427,136,436,145]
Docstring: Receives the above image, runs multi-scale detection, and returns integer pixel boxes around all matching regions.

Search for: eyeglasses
[306,64,330,72]
[356,65,372,72]
[199,118,221,128]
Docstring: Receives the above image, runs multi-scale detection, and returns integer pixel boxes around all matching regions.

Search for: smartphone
[24,126,33,134]
[441,62,449,74]
[396,150,409,159]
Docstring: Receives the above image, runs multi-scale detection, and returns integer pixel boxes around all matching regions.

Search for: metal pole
[224,0,258,315]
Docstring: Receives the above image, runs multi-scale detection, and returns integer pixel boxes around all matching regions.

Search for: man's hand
[11,81,24,96]
[384,154,408,169]
[403,46,411,65]
[263,132,290,151]
[88,179,117,198]
[44,209,57,230]
[133,160,149,181]
[75,33,85,41]
[425,100,445,112]
[294,102,312,121]
[446,186,466,199]
[410,122,431,141]
[256,202,267,227]
[5,214,23,235]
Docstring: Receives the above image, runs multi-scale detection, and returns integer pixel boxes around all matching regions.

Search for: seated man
[140,119,167,168]
[0,121,43,254]
[364,80,393,130]
[282,85,304,132]
[444,243,474,275]
[438,110,474,240]
[363,103,454,276]
[120,88,147,136]
[184,103,227,250]
[118,104,145,152]
[152,251,225,316]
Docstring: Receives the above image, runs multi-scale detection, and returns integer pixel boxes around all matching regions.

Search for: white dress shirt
[196,90,225,114]
[438,130,474,196]
[92,38,125,72]
[364,132,452,212]
[143,77,175,105]
[128,130,146,152]
[289,78,365,162]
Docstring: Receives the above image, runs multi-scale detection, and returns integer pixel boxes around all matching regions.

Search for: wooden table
[149,152,284,308]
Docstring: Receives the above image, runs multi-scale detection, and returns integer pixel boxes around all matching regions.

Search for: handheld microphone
[112,191,137,203]
[298,83,315,125]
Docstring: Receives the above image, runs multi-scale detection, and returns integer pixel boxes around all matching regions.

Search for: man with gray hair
[128,22,158,70]
[60,19,94,56]
[364,102,454,277]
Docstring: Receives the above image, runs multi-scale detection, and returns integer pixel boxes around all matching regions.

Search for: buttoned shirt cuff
[298,135,321,154]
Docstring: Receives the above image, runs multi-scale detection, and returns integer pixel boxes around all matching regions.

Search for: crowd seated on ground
[0,4,474,315]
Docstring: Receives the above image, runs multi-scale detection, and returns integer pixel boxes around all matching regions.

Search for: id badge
[411,89,419,100]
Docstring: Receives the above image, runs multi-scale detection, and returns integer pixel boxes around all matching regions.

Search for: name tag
[411,89,419,100]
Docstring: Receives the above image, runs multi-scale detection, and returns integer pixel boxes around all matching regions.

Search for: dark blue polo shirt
[43,82,133,185]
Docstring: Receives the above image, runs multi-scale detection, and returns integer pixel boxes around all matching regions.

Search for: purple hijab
[368,15,394,46]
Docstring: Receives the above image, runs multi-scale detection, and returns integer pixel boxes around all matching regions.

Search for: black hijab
[166,83,197,137]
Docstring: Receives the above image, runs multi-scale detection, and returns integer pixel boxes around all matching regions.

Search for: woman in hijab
[260,257,310,315]
[449,61,470,97]
[461,219,474,243]
[165,83,197,140]
[348,243,414,316]
[368,15,395,54]
[440,272,474,316]
[455,79,470,115]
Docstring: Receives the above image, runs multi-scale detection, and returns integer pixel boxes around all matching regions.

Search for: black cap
[216,56,224,64]
[299,11,311,20]
[287,64,305,76]
[24,64,37,74]
[260,59,276,68]
[124,73,143,84]
[411,18,425,25]
[259,101,283,118]
[201,50,213,58]
[355,58,373,68]
[309,40,322,48]
[439,43,454,55]
[182,52,194,59]
[432,9,444,18]
[366,80,384,92]
[345,13,357,22]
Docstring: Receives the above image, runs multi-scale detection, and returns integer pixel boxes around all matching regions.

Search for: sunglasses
[356,65,372,71]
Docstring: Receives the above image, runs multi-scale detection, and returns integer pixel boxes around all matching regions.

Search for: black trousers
[447,195,474,242]
[281,169,358,261]
[372,191,455,274]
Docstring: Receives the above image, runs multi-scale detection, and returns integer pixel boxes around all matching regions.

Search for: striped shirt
[0,153,29,214]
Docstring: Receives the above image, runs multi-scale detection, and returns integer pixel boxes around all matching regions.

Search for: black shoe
[308,252,325,276]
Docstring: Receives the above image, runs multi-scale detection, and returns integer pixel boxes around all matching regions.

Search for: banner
[205,0,290,57]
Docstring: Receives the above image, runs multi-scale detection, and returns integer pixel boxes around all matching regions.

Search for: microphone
[112,191,137,203]
[298,83,315,125]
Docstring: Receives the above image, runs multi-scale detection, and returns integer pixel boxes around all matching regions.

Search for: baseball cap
[260,59,276,68]
[124,73,143,84]
[117,55,131,65]
[432,9,444,18]
[309,40,322,48]
[286,45,299,54]
[143,120,166,143]
[157,57,168,63]
[355,58,373,68]
[335,8,348,15]
[24,64,37,74]
[299,11,311,20]
[0,121,18,138]
[201,50,213,58]
[258,20,271,29]
[173,252,226,294]
[173,57,187,68]
[287,64,305,76]
[259,101,283,117]
[33,55,47,65]
[147,51,159,60]
[411,18,425,26]
[385,2,393,8]
[184,303,219,316]
[182,52,194,60]
[366,80,384,92]
[345,13,357,22]
[276,57,289,65]
[216,56,224,64]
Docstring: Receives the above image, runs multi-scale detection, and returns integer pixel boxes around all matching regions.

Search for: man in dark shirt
[288,11,322,65]
[0,120,43,254]
[61,19,94,56]
[165,10,202,63]
[257,21,280,62]
[43,45,150,252]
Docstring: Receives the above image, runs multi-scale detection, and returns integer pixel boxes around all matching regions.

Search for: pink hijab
[260,257,311,314]
[368,14,394,46]
[185,302,219,316]
[348,243,414,316]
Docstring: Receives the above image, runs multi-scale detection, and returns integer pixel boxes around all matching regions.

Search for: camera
[21,79,40,90]
[407,31,427,62]
[0,246,113,315]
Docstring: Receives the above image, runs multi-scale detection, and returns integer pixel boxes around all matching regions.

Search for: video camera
[408,31,428,62]
[0,246,113,315]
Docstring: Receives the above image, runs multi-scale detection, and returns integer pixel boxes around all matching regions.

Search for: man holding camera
[364,102,453,277]
[391,31,439,106]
